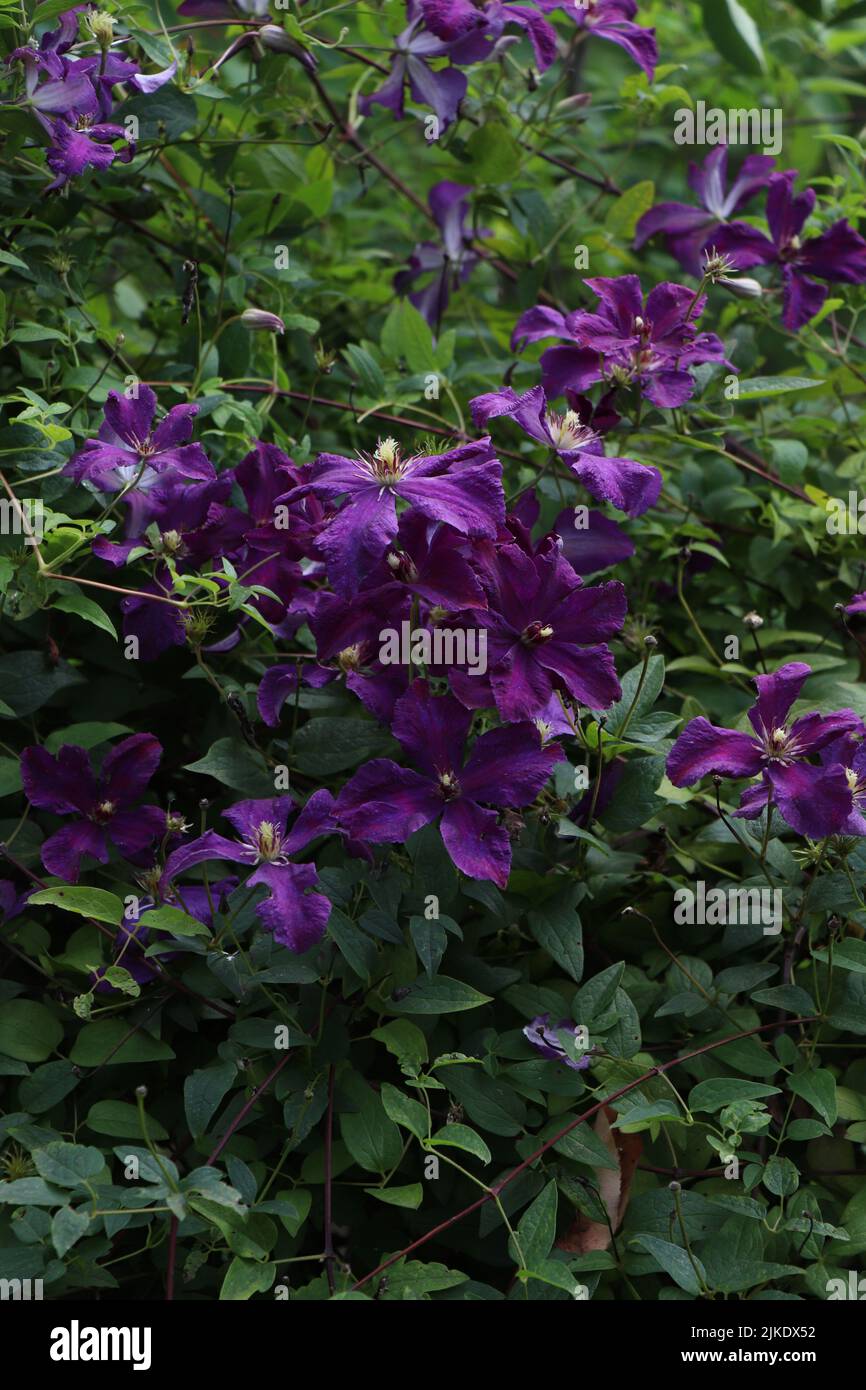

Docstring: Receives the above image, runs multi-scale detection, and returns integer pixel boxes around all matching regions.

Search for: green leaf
[812,939,866,974]
[0,1000,63,1062]
[69,1020,175,1067]
[184,738,273,796]
[139,905,211,937]
[184,1062,237,1139]
[429,1124,491,1165]
[0,650,83,715]
[18,1060,79,1113]
[51,589,117,639]
[751,984,816,1013]
[466,121,521,183]
[380,1082,429,1141]
[85,1100,169,1141]
[365,1183,423,1209]
[409,915,446,977]
[736,376,825,400]
[34,1142,105,1188]
[386,976,492,1015]
[689,1079,781,1113]
[512,1180,557,1269]
[293,717,396,775]
[528,883,584,983]
[763,1156,799,1197]
[341,1082,403,1173]
[380,299,437,373]
[219,1257,276,1301]
[52,1206,91,1258]
[632,1234,707,1295]
[787,1069,837,1127]
[28,885,124,926]
[700,0,766,74]
[605,181,655,241]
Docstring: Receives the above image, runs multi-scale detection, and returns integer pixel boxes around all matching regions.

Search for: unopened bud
[241,307,285,334]
[743,611,764,630]
[719,275,763,300]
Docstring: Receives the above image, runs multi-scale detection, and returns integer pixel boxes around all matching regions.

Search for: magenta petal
[391,679,470,776]
[103,387,157,447]
[667,718,762,786]
[747,662,811,739]
[282,789,338,855]
[537,639,622,709]
[100,733,162,805]
[337,759,441,842]
[22,744,96,815]
[162,830,251,890]
[440,798,511,888]
[247,861,331,953]
[767,762,854,838]
[41,821,109,883]
[460,723,561,806]
[108,806,166,860]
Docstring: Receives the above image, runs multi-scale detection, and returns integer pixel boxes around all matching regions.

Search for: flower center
[386,550,419,583]
[762,726,803,764]
[251,820,285,863]
[370,437,405,484]
[845,766,862,798]
[125,433,157,458]
[93,799,116,823]
[545,408,597,452]
[438,770,461,801]
[337,644,364,674]
[522,620,554,645]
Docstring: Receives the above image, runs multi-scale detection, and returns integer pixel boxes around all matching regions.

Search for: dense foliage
[0,0,865,1304]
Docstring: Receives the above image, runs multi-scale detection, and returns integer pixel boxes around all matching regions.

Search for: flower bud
[87,11,115,47]
[719,275,763,300]
[241,307,285,334]
[743,611,764,630]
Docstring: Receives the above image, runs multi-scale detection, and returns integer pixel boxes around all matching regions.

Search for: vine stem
[323,1064,336,1295]
[350,1015,818,1292]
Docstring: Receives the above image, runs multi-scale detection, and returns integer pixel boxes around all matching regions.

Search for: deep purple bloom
[447,541,625,720]
[635,146,775,276]
[359,0,469,129]
[22,735,165,882]
[553,506,635,575]
[713,171,866,331]
[65,386,215,505]
[534,0,656,79]
[666,663,863,837]
[289,435,504,595]
[512,276,732,408]
[845,591,866,618]
[471,384,661,516]
[337,679,562,887]
[420,0,558,70]
[394,181,486,329]
[523,1015,592,1070]
[161,793,336,953]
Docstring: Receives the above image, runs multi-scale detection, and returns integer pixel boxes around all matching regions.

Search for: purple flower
[635,146,775,276]
[512,275,732,408]
[713,171,866,331]
[471,384,661,515]
[337,680,563,887]
[535,0,656,80]
[819,735,866,838]
[420,0,558,70]
[395,181,486,330]
[92,883,233,993]
[845,591,866,618]
[666,662,864,838]
[22,735,165,883]
[553,506,635,576]
[359,0,470,129]
[448,541,625,720]
[289,435,504,596]
[65,386,215,504]
[523,1015,592,1070]
[161,792,336,953]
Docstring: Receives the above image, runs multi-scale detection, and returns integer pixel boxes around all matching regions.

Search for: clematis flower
[394,181,486,329]
[359,0,470,129]
[43,115,133,190]
[336,679,563,887]
[419,0,558,70]
[64,386,215,507]
[470,383,661,515]
[635,146,775,276]
[553,506,635,576]
[512,275,733,408]
[287,435,504,596]
[448,541,626,721]
[666,662,863,838]
[21,735,165,883]
[91,883,234,992]
[161,792,336,952]
[534,0,656,80]
[523,1015,592,1070]
[713,171,866,331]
